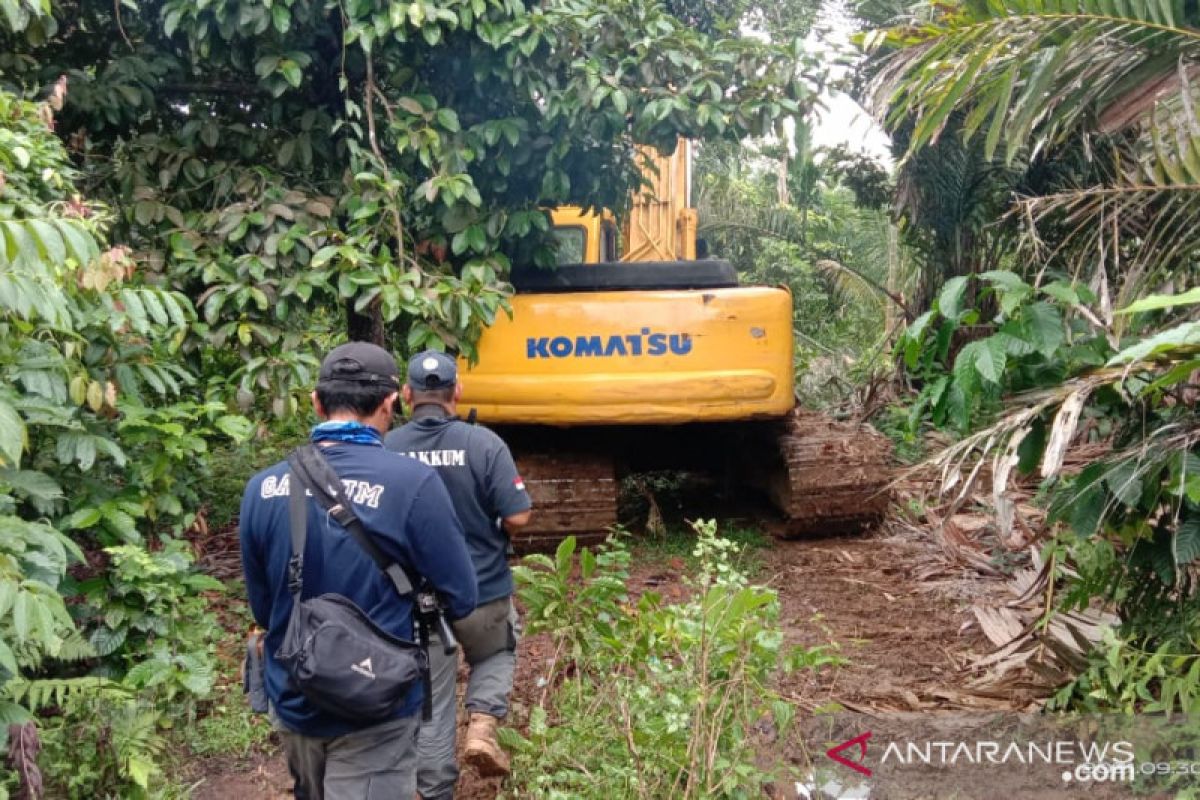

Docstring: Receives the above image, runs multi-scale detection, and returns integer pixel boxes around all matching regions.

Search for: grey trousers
[276,713,419,800]
[417,597,519,800]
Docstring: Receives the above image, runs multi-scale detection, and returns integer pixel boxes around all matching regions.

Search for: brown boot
[463,712,510,777]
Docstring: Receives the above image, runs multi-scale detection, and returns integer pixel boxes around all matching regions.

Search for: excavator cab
[548,208,619,264]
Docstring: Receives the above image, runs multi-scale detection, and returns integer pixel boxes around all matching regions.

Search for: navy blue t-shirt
[385,410,531,604]
[239,442,477,737]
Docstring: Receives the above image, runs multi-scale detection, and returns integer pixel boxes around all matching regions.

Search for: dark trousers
[276,714,419,800]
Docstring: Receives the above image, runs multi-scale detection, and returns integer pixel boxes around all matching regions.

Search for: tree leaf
[0,397,27,468]
[1021,301,1064,358]
[436,109,461,132]
[1041,281,1081,306]
[0,468,62,507]
[88,626,127,657]
[27,219,65,265]
[134,200,157,227]
[980,269,1032,315]
[1108,322,1200,366]
[53,220,98,266]
[1118,287,1200,315]
[279,59,303,88]
[554,535,576,577]
[1174,517,1200,566]
[0,638,18,676]
[955,336,1007,385]
[937,275,970,320]
[60,506,102,530]
[215,414,253,440]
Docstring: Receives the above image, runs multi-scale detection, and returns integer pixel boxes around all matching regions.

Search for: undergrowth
[633,522,770,578]
[504,520,846,799]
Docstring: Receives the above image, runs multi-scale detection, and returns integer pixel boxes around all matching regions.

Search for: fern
[109,702,166,790]
[54,632,97,663]
[4,676,129,713]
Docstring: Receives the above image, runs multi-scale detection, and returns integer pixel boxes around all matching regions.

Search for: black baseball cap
[317,342,400,389]
[407,350,457,390]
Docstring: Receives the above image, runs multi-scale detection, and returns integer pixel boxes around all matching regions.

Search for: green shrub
[33,690,168,799]
[506,521,846,799]
[77,540,224,705]
[180,689,274,760]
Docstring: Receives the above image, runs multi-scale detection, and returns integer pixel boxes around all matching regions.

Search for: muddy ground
[183,515,1091,800]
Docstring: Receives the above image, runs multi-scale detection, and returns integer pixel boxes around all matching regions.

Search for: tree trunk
[345,297,385,345]
[886,222,902,329]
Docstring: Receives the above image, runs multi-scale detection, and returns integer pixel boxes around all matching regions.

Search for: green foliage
[632,518,769,573]
[78,540,224,704]
[0,85,251,543]
[896,269,1103,433]
[0,0,820,414]
[35,689,171,799]
[0,516,81,682]
[199,420,311,532]
[507,522,846,798]
[0,82,243,798]
[697,143,902,405]
[1052,613,1200,715]
[865,0,1200,310]
[514,533,633,672]
[179,690,273,760]
[871,0,1196,165]
[861,0,1200,721]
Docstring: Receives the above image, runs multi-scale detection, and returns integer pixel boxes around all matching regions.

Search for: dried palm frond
[968,552,1120,694]
[1012,106,1200,313]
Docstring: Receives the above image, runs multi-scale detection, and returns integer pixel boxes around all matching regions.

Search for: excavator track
[768,409,892,537]
[501,409,891,552]
[508,451,618,553]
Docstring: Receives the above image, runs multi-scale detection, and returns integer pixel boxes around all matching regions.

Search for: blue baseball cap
[407,350,457,390]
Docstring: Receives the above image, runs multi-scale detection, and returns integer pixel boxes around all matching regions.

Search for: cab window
[552,226,587,264]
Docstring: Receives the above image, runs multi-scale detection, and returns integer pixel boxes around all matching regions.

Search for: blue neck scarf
[310,420,383,447]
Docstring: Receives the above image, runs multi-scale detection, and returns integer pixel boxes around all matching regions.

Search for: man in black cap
[385,349,532,799]
[239,342,478,800]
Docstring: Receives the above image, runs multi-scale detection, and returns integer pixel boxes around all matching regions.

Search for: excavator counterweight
[458,140,890,547]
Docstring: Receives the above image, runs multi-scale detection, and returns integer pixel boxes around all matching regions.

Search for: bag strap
[287,476,307,599]
[286,444,416,597]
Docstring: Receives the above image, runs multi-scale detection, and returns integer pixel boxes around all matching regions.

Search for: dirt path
[767,528,994,715]
[185,522,1003,799]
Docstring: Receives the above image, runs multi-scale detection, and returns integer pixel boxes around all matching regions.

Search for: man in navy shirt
[240,342,477,800]
[385,350,532,797]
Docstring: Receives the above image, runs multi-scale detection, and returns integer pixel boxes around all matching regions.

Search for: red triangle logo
[826,731,873,776]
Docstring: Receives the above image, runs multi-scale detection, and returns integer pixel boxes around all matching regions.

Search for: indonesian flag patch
[513,476,526,492]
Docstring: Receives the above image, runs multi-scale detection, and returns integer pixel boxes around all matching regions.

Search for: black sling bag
[275,444,441,722]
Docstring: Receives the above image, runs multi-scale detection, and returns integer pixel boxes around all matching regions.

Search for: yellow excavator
[458,141,890,549]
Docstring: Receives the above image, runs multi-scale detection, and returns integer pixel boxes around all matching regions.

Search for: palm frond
[873,0,1200,299]
[1012,89,1200,307]
[815,258,908,312]
[870,0,1200,163]
[921,335,1200,534]
[696,187,809,244]
[698,184,912,312]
